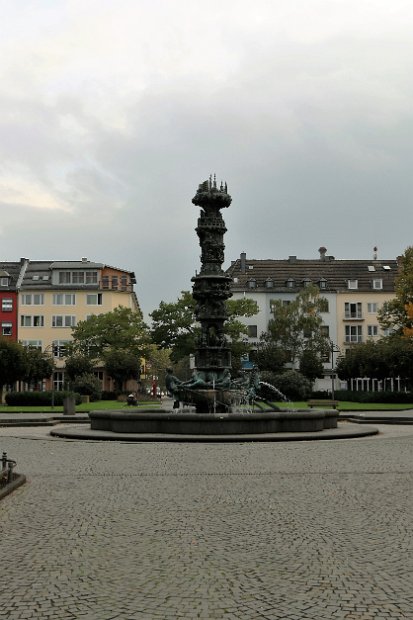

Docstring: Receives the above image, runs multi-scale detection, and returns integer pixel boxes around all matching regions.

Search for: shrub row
[5,391,82,406]
[311,390,413,403]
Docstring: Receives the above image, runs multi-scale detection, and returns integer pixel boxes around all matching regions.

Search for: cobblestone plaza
[0,425,412,619]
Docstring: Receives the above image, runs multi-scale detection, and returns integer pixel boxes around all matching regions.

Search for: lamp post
[330,340,341,400]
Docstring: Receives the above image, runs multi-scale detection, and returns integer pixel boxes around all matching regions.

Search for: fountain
[74,176,341,439]
[52,176,386,440]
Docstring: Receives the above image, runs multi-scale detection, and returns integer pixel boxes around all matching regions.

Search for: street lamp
[329,340,341,400]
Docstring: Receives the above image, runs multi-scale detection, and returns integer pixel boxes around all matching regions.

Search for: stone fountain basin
[89,408,338,435]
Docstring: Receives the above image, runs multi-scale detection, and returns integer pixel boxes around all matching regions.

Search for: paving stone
[0,425,413,618]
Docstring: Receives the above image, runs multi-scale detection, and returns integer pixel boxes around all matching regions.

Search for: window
[1,322,12,336]
[86,271,98,284]
[282,300,291,307]
[321,325,330,338]
[247,325,258,338]
[53,371,65,391]
[345,325,362,343]
[86,293,103,305]
[72,271,85,284]
[21,294,44,305]
[53,341,69,358]
[247,279,256,289]
[121,276,128,289]
[2,298,13,311]
[22,340,42,350]
[21,315,44,327]
[265,279,273,288]
[319,279,327,290]
[345,302,362,319]
[52,315,76,327]
[58,272,71,284]
[368,325,379,337]
[0,277,9,286]
[347,280,358,289]
[111,276,119,289]
[302,278,312,288]
[58,271,98,285]
[319,298,329,313]
[372,279,383,290]
[102,276,109,289]
[286,278,295,288]
[53,294,76,305]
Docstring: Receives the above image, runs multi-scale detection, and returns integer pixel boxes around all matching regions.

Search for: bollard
[2,451,7,470]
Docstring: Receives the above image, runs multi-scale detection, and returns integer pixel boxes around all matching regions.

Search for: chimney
[288,255,297,263]
[373,246,378,260]
[318,246,327,261]
[240,252,246,273]
[81,257,88,263]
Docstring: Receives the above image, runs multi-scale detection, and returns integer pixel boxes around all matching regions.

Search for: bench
[307,399,339,409]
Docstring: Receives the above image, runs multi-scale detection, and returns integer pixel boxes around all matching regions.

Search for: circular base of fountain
[50,407,379,441]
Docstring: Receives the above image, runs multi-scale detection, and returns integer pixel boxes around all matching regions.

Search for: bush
[260,369,312,401]
[71,373,102,401]
[5,391,81,406]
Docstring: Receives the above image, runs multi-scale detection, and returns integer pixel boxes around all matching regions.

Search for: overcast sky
[1,0,413,319]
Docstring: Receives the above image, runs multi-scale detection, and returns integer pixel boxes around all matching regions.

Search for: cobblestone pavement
[0,425,412,620]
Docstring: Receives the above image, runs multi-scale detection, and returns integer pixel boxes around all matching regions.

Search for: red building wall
[0,291,18,341]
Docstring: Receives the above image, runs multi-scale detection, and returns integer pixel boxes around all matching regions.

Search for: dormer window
[265,278,274,288]
[286,278,295,288]
[302,278,312,288]
[319,278,327,290]
[347,279,358,290]
[0,277,8,287]
[247,279,256,289]
[372,279,383,290]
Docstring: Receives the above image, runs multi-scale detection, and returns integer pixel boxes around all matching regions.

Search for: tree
[265,286,329,365]
[69,307,151,360]
[22,347,54,388]
[149,291,259,366]
[149,291,197,362]
[253,333,287,374]
[65,355,94,381]
[104,349,141,392]
[299,348,324,386]
[0,338,28,401]
[379,246,413,336]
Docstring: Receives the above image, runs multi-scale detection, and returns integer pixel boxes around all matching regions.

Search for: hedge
[311,390,413,404]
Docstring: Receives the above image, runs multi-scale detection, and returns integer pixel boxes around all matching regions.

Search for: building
[226,249,399,391]
[0,260,24,341]
[1,257,140,392]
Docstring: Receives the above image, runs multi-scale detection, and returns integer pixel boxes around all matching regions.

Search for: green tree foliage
[336,338,413,389]
[104,349,141,392]
[64,355,94,381]
[0,338,28,400]
[253,333,288,374]
[149,291,259,365]
[379,246,413,336]
[266,286,329,365]
[299,348,325,385]
[70,307,150,360]
[149,291,197,362]
[22,347,54,387]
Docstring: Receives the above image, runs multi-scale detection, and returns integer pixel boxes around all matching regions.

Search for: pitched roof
[226,255,399,293]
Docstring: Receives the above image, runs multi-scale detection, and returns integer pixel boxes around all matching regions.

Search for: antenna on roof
[373,246,378,260]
